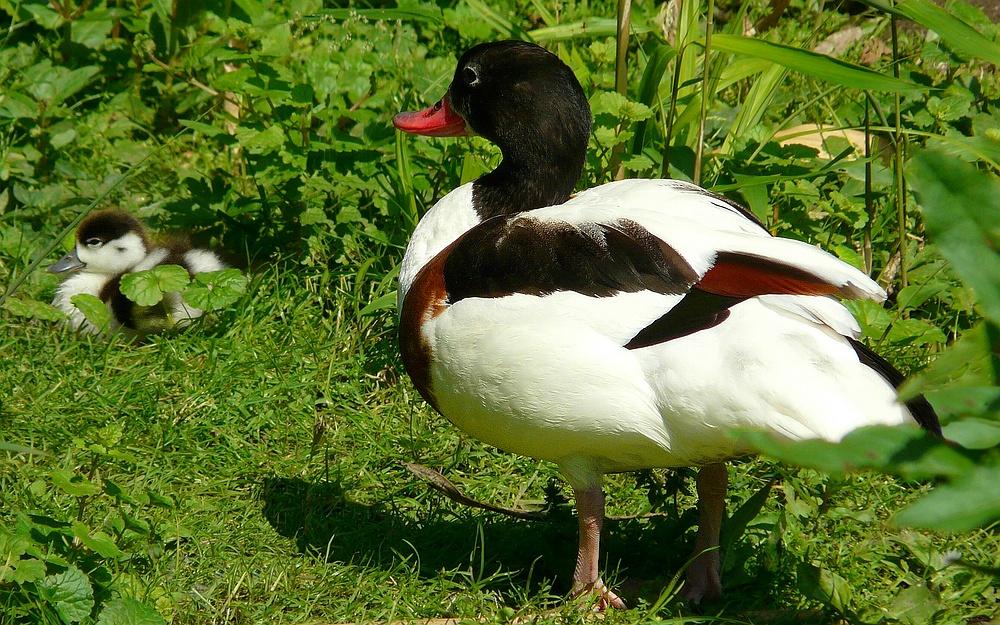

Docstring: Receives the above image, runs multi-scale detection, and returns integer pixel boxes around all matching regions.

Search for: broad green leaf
[182,269,247,311]
[909,151,1000,323]
[38,565,95,624]
[69,293,112,331]
[899,323,999,400]
[885,585,942,624]
[96,598,168,625]
[236,124,286,151]
[22,3,64,29]
[796,562,853,612]
[1,297,66,321]
[739,425,976,480]
[926,386,1000,419]
[709,35,922,93]
[147,490,175,509]
[103,479,138,505]
[893,464,1000,531]
[120,265,191,307]
[50,66,101,106]
[4,556,47,584]
[72,522,123,559]
[941,418,1000,449]
[50,469,102,497]
[721,480,773,567]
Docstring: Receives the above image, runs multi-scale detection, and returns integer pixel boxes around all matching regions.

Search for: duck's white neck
[397,183,480,310]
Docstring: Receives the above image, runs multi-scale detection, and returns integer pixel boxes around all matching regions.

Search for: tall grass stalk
[693,0,715,186]
[890,11,908,288]
[611,0,632,180]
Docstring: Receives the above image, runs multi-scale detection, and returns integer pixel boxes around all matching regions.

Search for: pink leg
[570,485,626,610]
[681,463,728,604]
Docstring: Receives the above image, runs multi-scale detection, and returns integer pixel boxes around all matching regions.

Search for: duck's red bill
[393,96,468,137]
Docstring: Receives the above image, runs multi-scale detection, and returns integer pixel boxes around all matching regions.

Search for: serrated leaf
[50,469,102,497]
[96,598,167,625]
[38,565,95,624]
[72,522,123,559]
[1,297,67,321]
[182,269,247,311]
[120,265,191,306]
[9,557,47,584]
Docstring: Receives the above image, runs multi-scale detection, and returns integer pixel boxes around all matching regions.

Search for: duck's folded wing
[443,212,883,304]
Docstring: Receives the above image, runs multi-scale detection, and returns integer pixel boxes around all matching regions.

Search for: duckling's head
[48,210,150,277]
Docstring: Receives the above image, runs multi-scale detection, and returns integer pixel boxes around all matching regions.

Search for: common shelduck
[48,210,227,336]
[393,40,940,609]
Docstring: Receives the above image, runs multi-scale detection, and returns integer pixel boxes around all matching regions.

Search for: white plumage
[393,40,938,609]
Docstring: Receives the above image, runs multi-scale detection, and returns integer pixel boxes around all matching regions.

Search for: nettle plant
[1,425,173,624]
[68,265,247,335]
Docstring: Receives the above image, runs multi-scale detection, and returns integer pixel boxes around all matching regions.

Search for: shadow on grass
[257,475,786,610]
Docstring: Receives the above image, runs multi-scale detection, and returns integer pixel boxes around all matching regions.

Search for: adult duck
[393,40,939,609]
[49,209,227,337]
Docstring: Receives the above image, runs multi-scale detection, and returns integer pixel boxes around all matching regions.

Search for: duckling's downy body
[48,210,227,336]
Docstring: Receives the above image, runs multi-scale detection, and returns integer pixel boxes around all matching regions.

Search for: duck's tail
[848,338,942,437]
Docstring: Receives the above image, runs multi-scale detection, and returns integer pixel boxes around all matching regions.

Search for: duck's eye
[462,66,480,87]
[85,238,103,248]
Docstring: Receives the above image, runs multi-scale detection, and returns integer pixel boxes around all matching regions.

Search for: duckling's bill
[47,249,85,274]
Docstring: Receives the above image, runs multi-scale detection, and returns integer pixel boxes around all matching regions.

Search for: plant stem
[890,13,908,288]
[694,0,715,186]
[864,95,874,275]
[611,0,632,181]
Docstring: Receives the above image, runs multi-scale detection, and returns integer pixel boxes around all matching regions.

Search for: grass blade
[310,7,444,24]
[631,42,677,156]
[709,34,923,92]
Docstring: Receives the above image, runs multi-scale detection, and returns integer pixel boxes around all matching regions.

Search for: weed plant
[1,0,999,623]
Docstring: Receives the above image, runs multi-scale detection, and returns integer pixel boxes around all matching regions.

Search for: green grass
[2,0,1000,621]
[2,263,997,623]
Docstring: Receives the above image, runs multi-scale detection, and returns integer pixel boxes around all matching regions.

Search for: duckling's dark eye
[462,66,480,87]
[85,238,103,248]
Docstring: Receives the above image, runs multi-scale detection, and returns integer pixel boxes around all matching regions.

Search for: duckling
[48,210,228,336]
